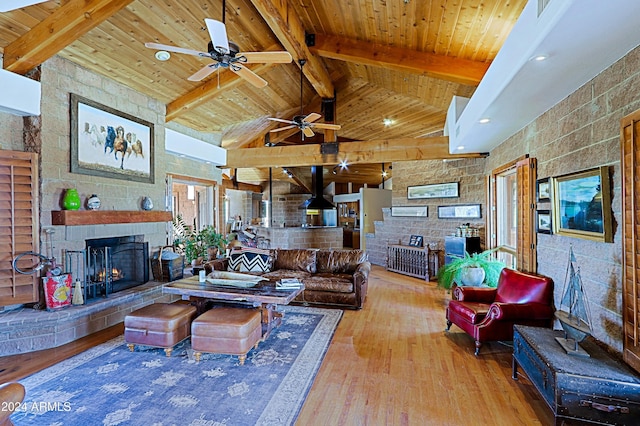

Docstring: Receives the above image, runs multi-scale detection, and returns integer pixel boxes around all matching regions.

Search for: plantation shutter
[516,157,536,273]
[621,110,640,374]
[0,150,40,306]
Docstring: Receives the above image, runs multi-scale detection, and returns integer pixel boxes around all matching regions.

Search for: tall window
[489,157,537,272]
[495,169,518,268]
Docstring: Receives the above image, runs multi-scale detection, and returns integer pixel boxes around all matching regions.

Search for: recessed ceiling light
[531,54,548,62]
[382,118,394,126]
[456,146,465,151]
[479,118,490,124]
[155,51,171,61]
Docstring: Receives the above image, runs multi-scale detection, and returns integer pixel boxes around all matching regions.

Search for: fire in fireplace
[85,235,149,298]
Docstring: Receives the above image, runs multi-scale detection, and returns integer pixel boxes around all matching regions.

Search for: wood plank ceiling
[0,0,526,187]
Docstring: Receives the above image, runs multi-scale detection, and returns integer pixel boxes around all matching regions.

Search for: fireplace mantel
[51,210,172,226]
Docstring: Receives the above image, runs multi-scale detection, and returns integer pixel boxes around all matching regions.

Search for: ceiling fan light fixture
[154,51,171,61]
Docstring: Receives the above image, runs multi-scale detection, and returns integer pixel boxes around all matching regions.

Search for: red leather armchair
[445,268,554,355]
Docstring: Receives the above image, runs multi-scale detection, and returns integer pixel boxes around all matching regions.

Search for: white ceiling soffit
[0,0,47,12]
[449,0,640,154]
[165,129,227,165]
[0,69,41,116]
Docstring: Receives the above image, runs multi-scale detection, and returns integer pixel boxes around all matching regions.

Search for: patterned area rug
[13,306,342,426]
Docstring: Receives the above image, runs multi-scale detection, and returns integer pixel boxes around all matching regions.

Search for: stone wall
[366,157,487,267]
[483,44,640,352]
[29,56,221,261]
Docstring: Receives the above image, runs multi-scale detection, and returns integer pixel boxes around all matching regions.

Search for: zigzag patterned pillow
[228,248,272,272]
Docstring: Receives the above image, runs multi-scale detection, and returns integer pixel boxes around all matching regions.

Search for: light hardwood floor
[0,266,552,425]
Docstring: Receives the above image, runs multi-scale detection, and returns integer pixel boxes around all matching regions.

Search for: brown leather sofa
[205,249,370,310]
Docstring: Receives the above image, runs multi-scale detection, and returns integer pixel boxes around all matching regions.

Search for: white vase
[460,267,485,286]
[141,196,153,211]
[87,194,101,210]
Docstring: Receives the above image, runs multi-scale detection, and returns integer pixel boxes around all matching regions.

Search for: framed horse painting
[70,94,154,183]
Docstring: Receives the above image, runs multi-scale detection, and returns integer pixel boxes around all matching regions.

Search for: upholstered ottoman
[124,303,197,357]
[191,307,262,365]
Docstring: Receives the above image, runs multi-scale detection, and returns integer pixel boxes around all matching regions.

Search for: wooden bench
[191,307,262,365]
[124,303,197,357]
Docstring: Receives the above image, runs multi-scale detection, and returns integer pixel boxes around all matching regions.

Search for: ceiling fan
[268,59,342,139]
[144,1,291,88]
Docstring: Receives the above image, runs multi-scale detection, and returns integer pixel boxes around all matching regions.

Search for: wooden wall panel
[621,111,640,374]
[0,151,40,306]
[516,157,536,273]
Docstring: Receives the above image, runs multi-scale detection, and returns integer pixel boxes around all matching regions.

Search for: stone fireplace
[85,235,149,298]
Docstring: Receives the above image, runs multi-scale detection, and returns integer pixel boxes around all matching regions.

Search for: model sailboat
[555,246,592,357]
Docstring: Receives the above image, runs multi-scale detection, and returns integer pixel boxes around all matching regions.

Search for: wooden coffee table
[163,276,304,339]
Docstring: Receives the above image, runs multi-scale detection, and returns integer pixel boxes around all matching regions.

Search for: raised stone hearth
[0,280,179,357]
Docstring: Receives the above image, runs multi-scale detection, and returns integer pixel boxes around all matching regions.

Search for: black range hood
[299,166,336,210]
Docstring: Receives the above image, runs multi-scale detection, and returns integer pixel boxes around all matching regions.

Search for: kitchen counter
[255,226,343,249]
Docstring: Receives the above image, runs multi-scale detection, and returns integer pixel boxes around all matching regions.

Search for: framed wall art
[407,182,459,199]
[537,178,551,202]
[551,166,612,242]
[437,204,481,219]
[70,94,155,183]
[391,206,428,217]
[536,210,552,234]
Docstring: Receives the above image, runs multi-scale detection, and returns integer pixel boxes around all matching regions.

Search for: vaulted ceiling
[0,0,526,187]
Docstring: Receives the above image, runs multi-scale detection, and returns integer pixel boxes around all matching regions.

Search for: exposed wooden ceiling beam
[225,137,484,168]
[3,0,134,74]
[310,34,490,86]
[250,0,334,98]
[283,167,311,192]
[221,176,263,193]
[167,63,275,122]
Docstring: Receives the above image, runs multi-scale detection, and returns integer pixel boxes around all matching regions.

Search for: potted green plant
[436,248,506,289]
[172,216,227,265]
[199,226,228,260]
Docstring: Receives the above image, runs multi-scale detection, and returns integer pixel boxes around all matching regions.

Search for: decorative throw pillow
[227,247,272,272]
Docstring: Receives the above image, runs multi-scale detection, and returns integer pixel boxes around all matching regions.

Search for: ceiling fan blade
[145,42,208,57]
[205,18,230,54]
[268,117,296,124]
[304,113,322,123]
[311,123,342,130]
[188,64,218,81]
[303,127,315,138]
[242,51,293,64]
[230,64,268,88]
[270,125,297,133]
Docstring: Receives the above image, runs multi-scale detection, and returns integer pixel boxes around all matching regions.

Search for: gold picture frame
[551,166,612,242]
